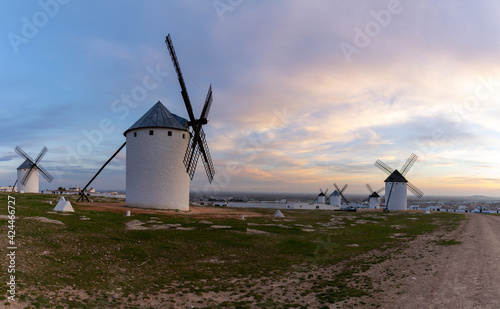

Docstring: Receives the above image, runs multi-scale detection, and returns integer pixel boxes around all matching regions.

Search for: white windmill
[124,102,195,210]
[14,146,53,193]
[374,153,423,211]
[329,190,341,207]
[77,34,215,211]
[334,183,349,205]
[315,189,328,204]
[365,184,384,209]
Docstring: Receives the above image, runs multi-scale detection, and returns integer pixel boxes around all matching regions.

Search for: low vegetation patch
[434,239,462,246]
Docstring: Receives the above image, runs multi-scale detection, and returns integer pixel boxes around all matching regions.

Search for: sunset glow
[2,1,500,196]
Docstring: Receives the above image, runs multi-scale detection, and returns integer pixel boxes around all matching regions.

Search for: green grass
[434,239,462,246]
[0,192,464,307]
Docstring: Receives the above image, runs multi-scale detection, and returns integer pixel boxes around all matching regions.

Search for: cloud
[0,154,17,162]
[4,1,500,195]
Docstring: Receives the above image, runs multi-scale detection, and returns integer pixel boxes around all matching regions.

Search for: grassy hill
[0,192,463,308]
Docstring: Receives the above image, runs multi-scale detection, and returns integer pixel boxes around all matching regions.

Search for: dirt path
[369,214,500,308]
[74,202,266,218]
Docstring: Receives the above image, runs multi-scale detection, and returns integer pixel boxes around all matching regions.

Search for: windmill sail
[165,33,215,183]
[375,159,394,175]
[408,182,424,198]
[15,146,53,186]
[401,153,418,176]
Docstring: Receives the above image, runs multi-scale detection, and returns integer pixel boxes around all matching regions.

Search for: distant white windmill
[14,146,53,193]
[365,184,384,209]
[334,183,349,205]
[329,190,341,207]
[374,153,424,211]
[315,189,328,204]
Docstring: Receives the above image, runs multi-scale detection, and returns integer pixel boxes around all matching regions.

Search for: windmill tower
[124,102,193,210]
[15,146,53,193]
[315,189,328,204]
[329,190,341,207]
[334,183,349,205]
[77,34,215,211]
[374,153,423,211]
[366,184,383,209]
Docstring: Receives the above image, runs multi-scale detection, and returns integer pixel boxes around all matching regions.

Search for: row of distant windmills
[315,183,349,207]
[314,153,424,211]
[11,34,424,212]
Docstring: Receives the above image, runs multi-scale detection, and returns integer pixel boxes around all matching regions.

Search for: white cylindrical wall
[369,196,380,209]
[318,195,326,204]
[385,182,407,211]
[330,194,341,206]
[17,168,39,193]
[126,127,190,210]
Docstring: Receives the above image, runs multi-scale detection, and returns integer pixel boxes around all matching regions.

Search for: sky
[2,0,500,197]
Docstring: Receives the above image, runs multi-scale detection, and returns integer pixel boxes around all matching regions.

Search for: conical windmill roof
[330,190,341,196]
[384,170,408,183]
[17,159,34,170]
[123,101,188,136]
[369,192,380,198]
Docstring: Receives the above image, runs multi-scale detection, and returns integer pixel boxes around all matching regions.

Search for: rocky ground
[368,213,500,308]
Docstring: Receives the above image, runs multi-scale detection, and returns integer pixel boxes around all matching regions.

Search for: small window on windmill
[149,130,154,135]
[168,131,172,136]
[134,132,137,137]
[182,134,185,139]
